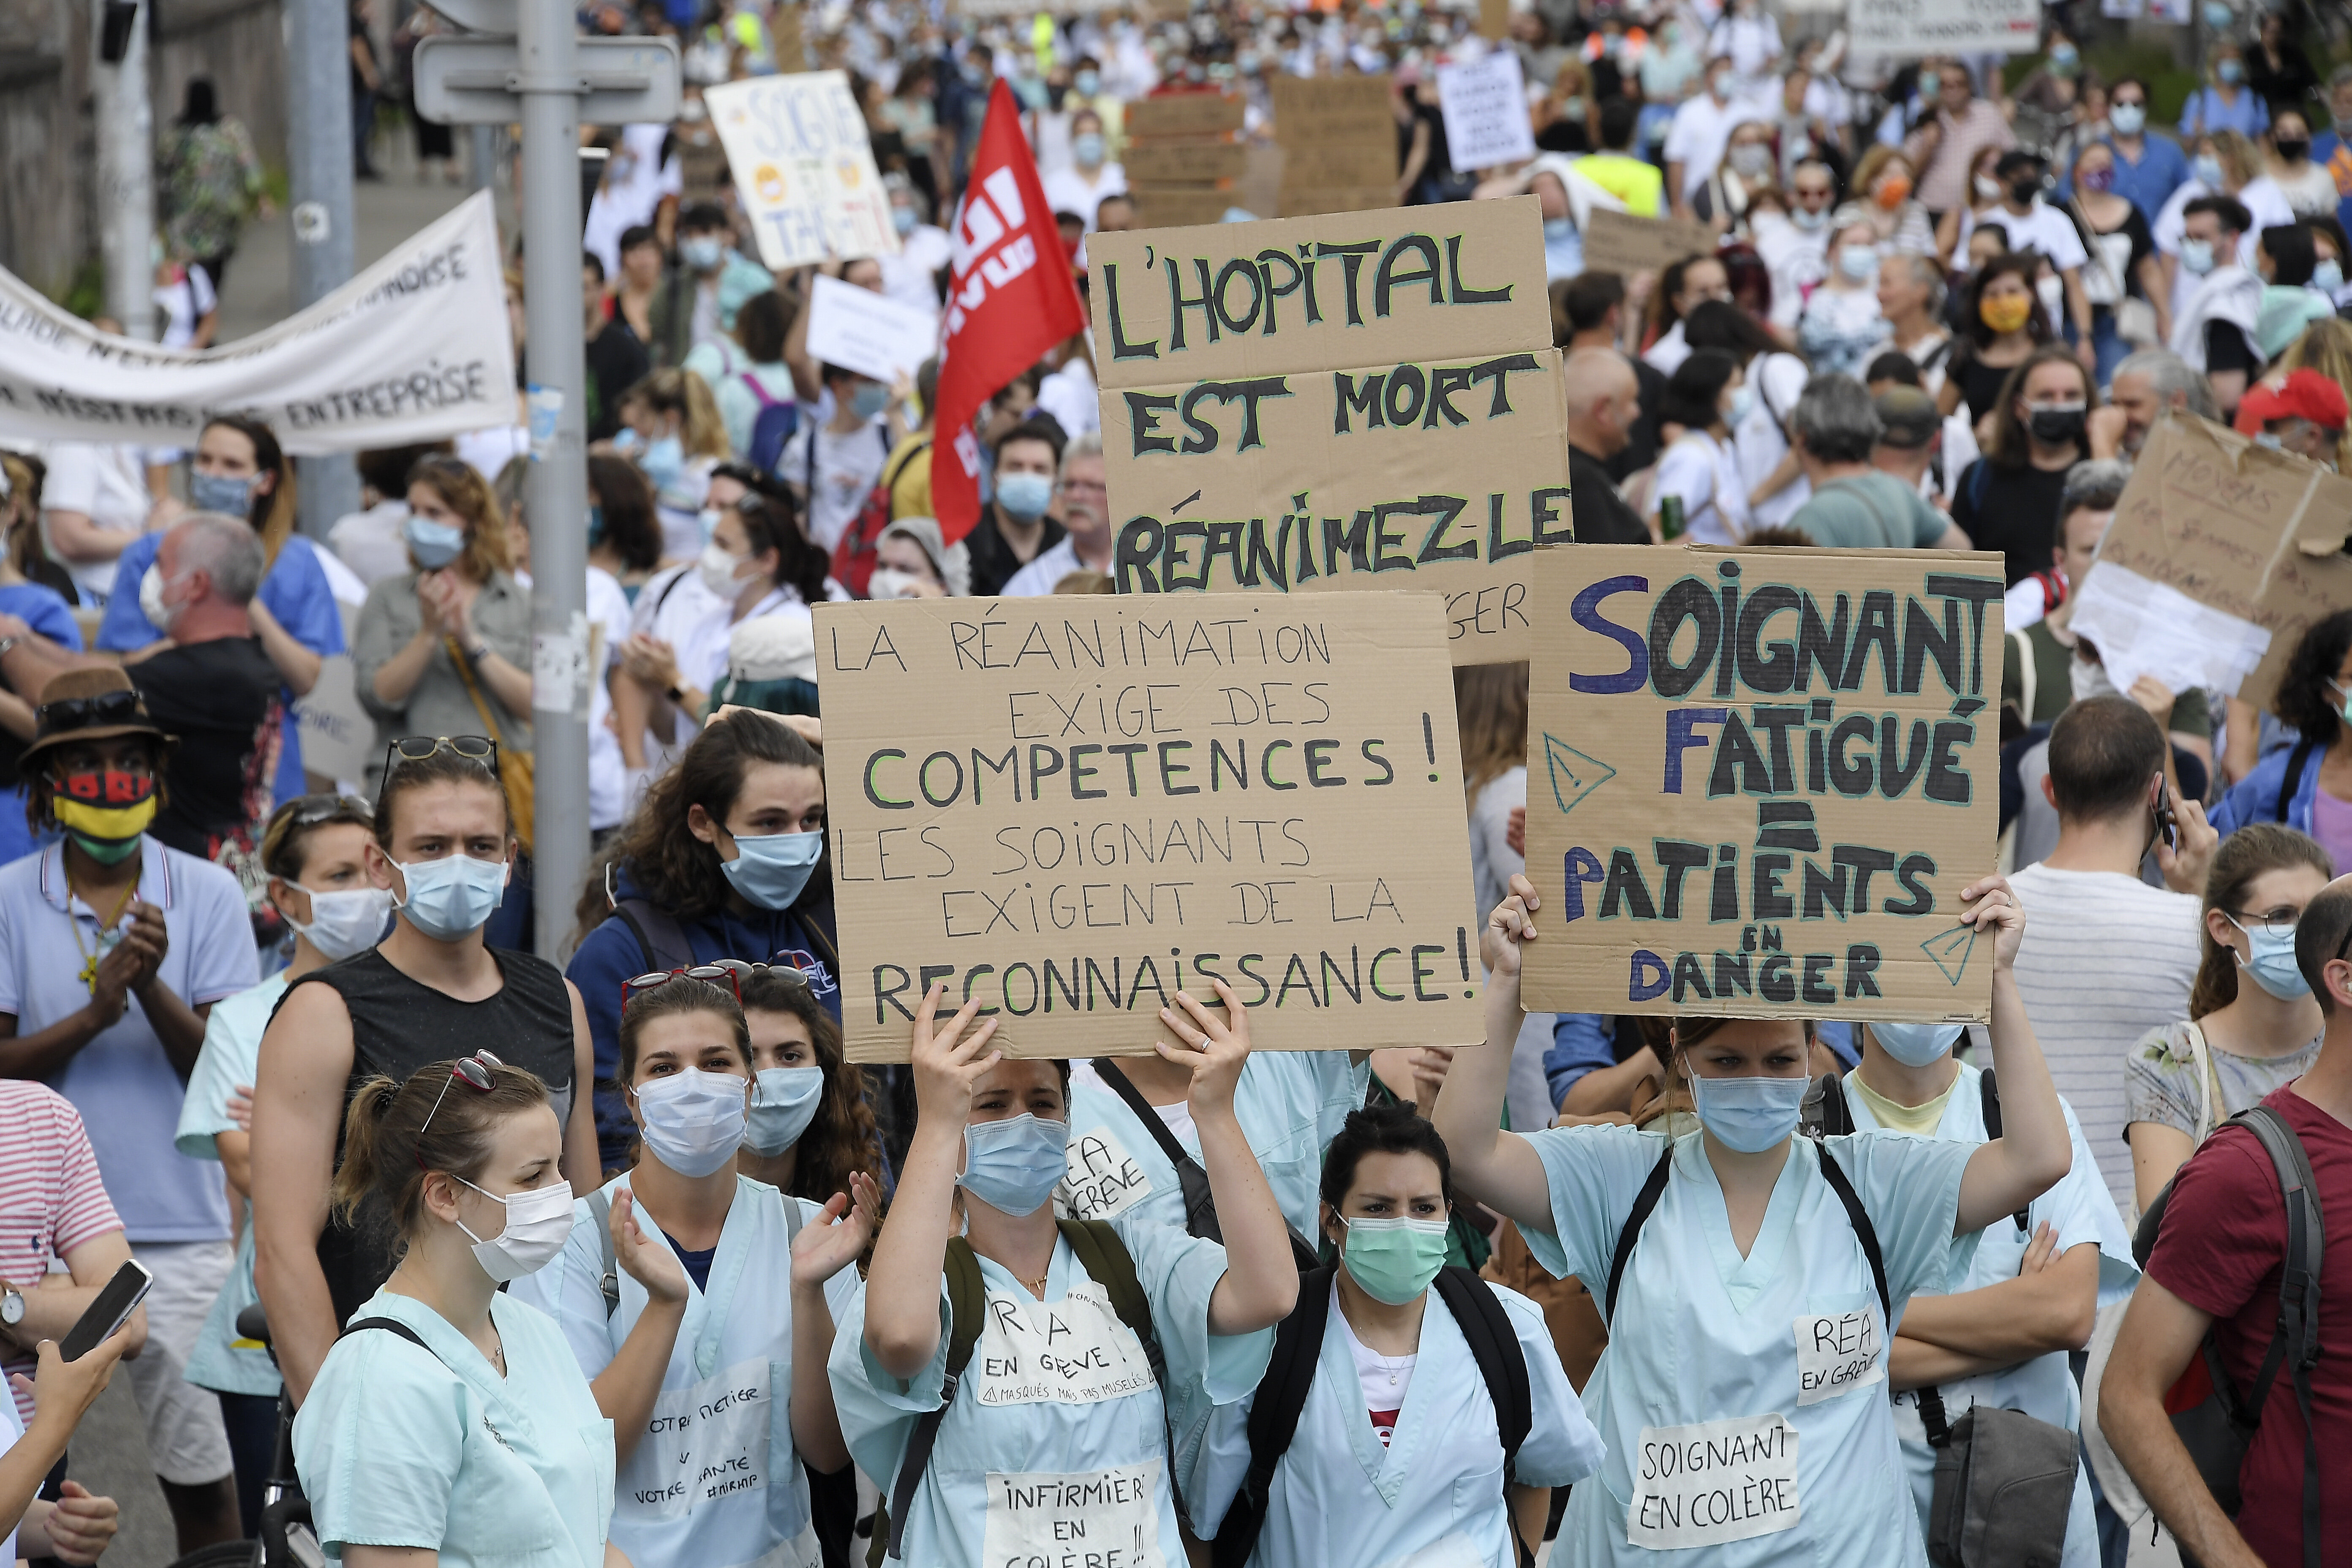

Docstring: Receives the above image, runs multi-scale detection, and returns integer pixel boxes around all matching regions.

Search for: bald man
[1562,348,1652,544]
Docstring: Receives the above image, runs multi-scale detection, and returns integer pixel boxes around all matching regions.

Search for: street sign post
[414,35,681,125]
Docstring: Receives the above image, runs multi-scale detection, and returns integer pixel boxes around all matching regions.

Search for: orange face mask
[1875,173,1913,210]
[1980,294,2034,335]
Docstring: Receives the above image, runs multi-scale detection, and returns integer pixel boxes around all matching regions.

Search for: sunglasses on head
[384,735,498,776]
[415,1050,504,1165]
[38,690,141,732]
[279,792,373,828]
[621,958,813,1010]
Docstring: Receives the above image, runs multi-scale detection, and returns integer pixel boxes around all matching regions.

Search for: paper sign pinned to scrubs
[984,1460,1166,1568]
[1793,1309,1884,1405]
[1631,1413,1801,1549]
[1061,1125,1156,1221]
[817,591,1483,1060]
[1521,544,2005,1022]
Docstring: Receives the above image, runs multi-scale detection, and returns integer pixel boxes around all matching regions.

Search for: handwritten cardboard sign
[1522,544,2006,1021]
[1436,51,1538,172]
[816,592,1483,1060]
[705,72,900,268]
[1579,209,1718,276]
[1088,198,1568,666]
[2069,415,2352,714]
[1846,0,2040,55]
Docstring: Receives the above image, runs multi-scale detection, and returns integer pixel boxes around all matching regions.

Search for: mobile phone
[59,1260,152,1362]
[2153,773,2178,854]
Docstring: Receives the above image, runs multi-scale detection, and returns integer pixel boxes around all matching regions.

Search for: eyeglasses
[384,735,498,776]
[37,690,140,732]
[416,1050,504,1165]
[2227,910,2300,942]
[621,958,812,1009]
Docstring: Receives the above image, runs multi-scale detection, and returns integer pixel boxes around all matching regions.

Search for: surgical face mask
[698,541,752,599]
[2217,58,2243,86]
[1918,70,1938,98]
[2049,43,2079,72]
[2027,400,2088,444]
[394,854,508,942]
[892,204,918,236]
[1337,1214,1451,1305]
[405,514,467,570]
[1688,1072,1806,1153]
[612,426,644,455]
[634,1067,749,1177]
[2256,431,2286,450]
[1729,142,1773,178]
[1974,173,2004,200]
[1543,216,1574,242]
[2180,237,2218,275]
[1725,384,1756,426]
[1074,68,1100,96]
[1791,204,1828,231]
[2110,102,2147,135]
[681,235,726,271]
[286,884,393,962]
[2194,153,2225,188]
[2225,914,2311,999]
[866,566,925,599]
[721,829,822,911]
[1073,132,1107,166]
[958,1113,1069,1215]
[697,507,723,545]
[641,434,685,488]
[1869,1021,1964,1067]
[996,471,1054,520]
[850,382,890,422]
[2278,137,2311,163]
[139,563,180,632]
[744,1065,824,1154]
[1838,246,1880,283]
[452,1176,574,1283]
[188,471,256,517]
[2317,259,2345,293]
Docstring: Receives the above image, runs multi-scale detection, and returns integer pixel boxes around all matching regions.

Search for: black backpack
[1090,1059,1324,1273]
[1208,1264,1534,1568]
[2132,1106,2324,1568]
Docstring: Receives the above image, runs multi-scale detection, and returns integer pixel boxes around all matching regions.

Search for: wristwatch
[1,1282,25,1329]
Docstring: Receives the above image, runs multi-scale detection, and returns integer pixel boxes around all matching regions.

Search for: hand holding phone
[9,1334,129,1441]
[58,1260,150,1364]
[2151,772,2178,854]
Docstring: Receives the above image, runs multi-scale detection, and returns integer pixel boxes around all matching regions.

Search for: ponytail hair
[329,1059,552,1246]
[2189,823,2335,1018]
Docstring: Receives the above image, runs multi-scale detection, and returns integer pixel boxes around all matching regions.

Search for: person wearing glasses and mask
[0,668,258,1556]
[569,711,840,1174]
[294,1054,627,1568]
[513,975,879,1568]
[250,738,598,1408]
[174,792,387,1533]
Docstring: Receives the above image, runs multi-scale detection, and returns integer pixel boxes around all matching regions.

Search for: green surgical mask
[1338,1215,1451,1305]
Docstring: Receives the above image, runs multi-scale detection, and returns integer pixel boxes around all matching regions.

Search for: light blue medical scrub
[173,973,289,1401]
[295,1288,615,1568]
[1519,1122,1977,1566]
[1844,1060,2139,1568]
[828,1213,1271,1568]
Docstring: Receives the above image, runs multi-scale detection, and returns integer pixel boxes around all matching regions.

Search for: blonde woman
[1840,145,1936,254]
[615,369,730,558]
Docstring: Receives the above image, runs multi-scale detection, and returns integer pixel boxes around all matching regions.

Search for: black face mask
[2009,176,2042,204]
[2028,402,2088,444]
[2278,137,2311,161]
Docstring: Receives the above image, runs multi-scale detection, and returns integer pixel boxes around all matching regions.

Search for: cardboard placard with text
[1522,545,2006,1021]
[817,592,1484,1060]
[1579,209,1718,276]
[2068,416,2352,715]
[1088,199,1566,665]
[1846,0,2040,56]
[705,73,900,268]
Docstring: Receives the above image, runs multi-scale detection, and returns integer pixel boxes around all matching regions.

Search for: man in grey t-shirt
[1783,374,1971,550]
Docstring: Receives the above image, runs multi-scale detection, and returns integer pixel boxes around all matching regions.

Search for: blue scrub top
[99,533,346,803]
[0,584,80,868]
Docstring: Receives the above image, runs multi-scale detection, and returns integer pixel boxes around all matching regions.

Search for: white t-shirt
[155,265,217,349]
[1335,1280,1416,1448]
[1654,430,1752,544]
[1990,199,2090,273]
[1040,163,1130,231]
[1754,216,1829,330]
[879,224,953,316]
[40,442,152,606]
[1662,92,1744,199]
[1003,537,1084,597]
[1642,318,1693,376]
[1735,352,1813,528]
[780,418,892,552]
[2274,160,2340,218]
[1034,357,1100,440]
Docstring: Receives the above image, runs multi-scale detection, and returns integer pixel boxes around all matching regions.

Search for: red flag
[932,82,1087,544]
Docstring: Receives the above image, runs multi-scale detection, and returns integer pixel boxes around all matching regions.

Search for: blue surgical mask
[681,235,726,271]
[697,506,724,545]
[892,204,918,236]
[743,1066,825,1154]
[2180,237,2218,275]
[2227,915,2312,999]
[404,514,467,570]
[641,434,685,488]
[1838,246,1880,283]
[2317,259,2345,293]
[393,854,508,942]
[634,1067,749,1177]
[189,471,256,516]
[1689,1073,1806,1153]
[612,426,645,455]
[1791,206,1828,232]
[2110,102,2147,135]
[2194,153,2225,188]
[2217,58,2244,85]
[1543,216,1574,241]
[996,471,1054,520]
[1869,1021,1965,1067]
[1073,132,1107,166]
[721,830,822,911]
[1074,69,1100,96]
[1337,1215,1451,1305]
[958,1113,1070,1215]
[851,382,890,421]
[1726,384,1757,426]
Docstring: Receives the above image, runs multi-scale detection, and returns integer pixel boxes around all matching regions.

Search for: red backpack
[830,436,931,598]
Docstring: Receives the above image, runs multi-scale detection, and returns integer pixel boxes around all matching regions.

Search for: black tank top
[289,948,577,1327]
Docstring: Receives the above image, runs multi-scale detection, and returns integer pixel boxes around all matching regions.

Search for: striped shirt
[0,1081,124,1423]
[2009,863,2204,1216]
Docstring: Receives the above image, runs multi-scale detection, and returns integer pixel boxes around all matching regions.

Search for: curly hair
[2189,824,2335,1017]
[739,967,882,1205]
[2276,608,2352,746]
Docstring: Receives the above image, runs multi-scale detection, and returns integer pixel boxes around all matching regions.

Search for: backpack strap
[2008,626,2037,727]
[1055,1218,1193,1533]
[1813,1142,1893,1332]
[2227,1105,2326,1568]
[2277,736,2319,825]
[1605,1139,1677,1325]
[614,897,697,979]
[1211,1267,1336,1568]
[586,1190,621,1321]
[1094,1059,1224,1242]
[883,1237,985,1561]
[342,1315,435,1353]
[1979,1067,2028,1234]
[1431,1267,1536,1568]
[1801,1071,1854,1139]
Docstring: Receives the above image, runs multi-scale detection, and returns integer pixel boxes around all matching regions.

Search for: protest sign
[1579,209,1718,275]
[816,591,1484,1060]
[2068,416,2352,714]
[294,658,376,784]
[1123,140,1250,188]
[1846,0,2039,56]
[1088,198,1568,666]
[1269,75,1395,217]
[705,72,900,269]
[1436,52,1538,172]
[804,274,939,387]
[1126,93,1246,140]
[1522,544,2006,1022]
[0,193,514,454]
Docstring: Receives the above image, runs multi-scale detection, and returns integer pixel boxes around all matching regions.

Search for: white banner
[706,72,901,270]
[1846,0,2040,56]
[804,274,938,387]
[0,193,517,456]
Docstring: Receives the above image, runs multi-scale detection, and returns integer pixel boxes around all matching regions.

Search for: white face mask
[867,566,926,599]
[698,541,751,599]
[139,562,183,632]
[286,884,393,962]
[633,1068,750,1178]
[452,1176,574,1282]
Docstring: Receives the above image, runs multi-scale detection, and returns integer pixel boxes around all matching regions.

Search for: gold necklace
[1018,1272,1050,1298]
[65,871,138,996]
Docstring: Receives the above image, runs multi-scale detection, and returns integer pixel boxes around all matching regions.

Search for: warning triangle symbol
[1920,926,1977,986]
[1543,733,1616,816]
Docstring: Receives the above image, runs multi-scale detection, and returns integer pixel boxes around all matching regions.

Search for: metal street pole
[471,125,497,194]
[286,0,362,535]
[517,0,590,960]
[93,0,156,341]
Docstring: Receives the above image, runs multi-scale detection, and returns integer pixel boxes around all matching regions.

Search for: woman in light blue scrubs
[1433,874,2075,1566]
[295,1055,622,1568]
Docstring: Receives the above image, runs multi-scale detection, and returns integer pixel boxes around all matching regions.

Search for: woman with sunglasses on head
[251,741,598,1409]
[173,792,387,1534]
[569,710,838,1176]
[512,976,879,1568]
[294,1054,628,1568]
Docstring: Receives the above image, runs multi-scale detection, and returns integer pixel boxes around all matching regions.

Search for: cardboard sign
[1522,545,2006,1022]
[1436,52,1538,172]
[2069,416,2352,715]
[294,656,376,784]
[1088,200,1566,666]
[705,73,900,269]
[1579,209,1718,275]
[1846,0,2040,56]
[804,274,939,387]
[1270,76,1394,145]
[1125,93,1246,140]
[1123,141,1249,187]
[816,592,1483,1060]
